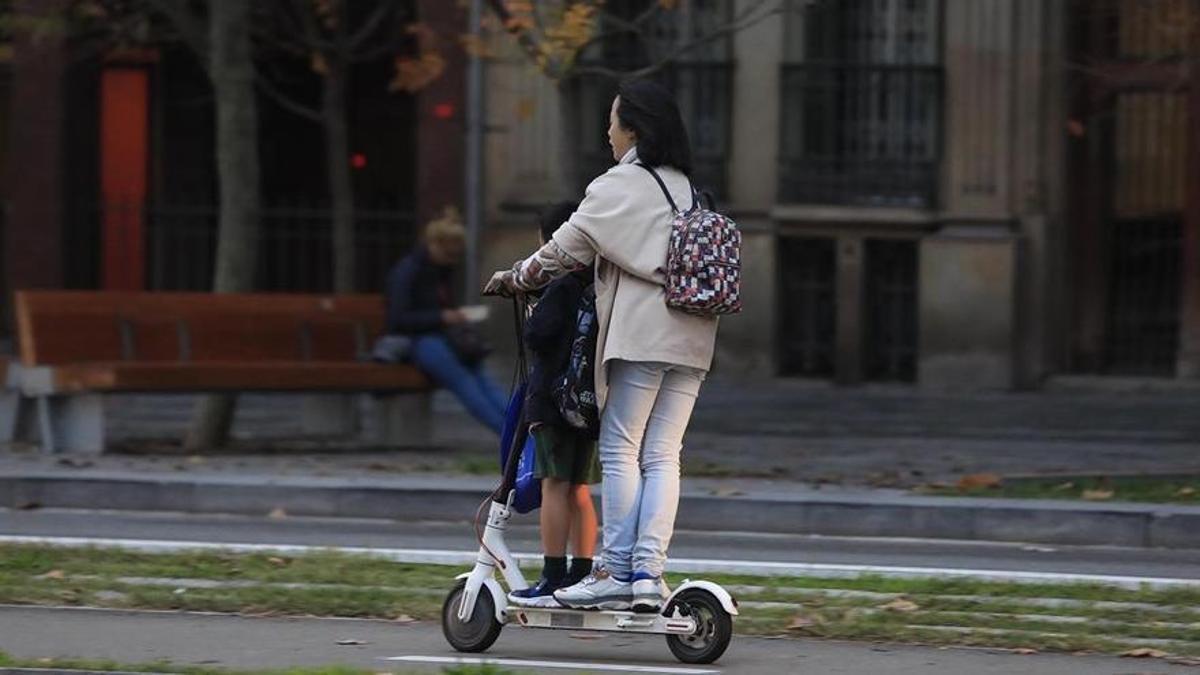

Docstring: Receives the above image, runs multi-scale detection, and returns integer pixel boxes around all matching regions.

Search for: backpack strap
[636,162,698,214]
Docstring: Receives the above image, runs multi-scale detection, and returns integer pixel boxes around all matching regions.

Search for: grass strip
[919,474,1200,504]
[0,651,518,675]
[4,543,1200,658]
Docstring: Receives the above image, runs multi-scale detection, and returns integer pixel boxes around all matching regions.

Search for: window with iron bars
[779,0,943,208]
[569,0,732,200]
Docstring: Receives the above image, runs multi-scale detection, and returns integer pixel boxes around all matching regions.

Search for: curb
[2,472,1199,549]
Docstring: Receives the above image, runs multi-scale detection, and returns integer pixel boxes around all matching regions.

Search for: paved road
[2,606,1196,675]
[5,508,1200,581]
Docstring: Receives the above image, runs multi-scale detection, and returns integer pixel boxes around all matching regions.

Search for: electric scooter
[439,298,737,665]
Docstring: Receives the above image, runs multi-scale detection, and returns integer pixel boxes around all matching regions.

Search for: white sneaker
[631,576,670,613]
[552,568,632,610]
[508,591,562,609]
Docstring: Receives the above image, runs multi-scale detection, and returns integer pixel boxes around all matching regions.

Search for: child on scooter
[508,201,601,608]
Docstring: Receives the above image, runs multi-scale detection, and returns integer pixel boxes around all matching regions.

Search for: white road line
[2,535,1196,589]
[384,655,719,674]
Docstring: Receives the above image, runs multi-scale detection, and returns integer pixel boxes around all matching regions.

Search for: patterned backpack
[637,163,742,316]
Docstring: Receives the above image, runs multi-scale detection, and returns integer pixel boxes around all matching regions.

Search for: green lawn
[2,544,1198,659]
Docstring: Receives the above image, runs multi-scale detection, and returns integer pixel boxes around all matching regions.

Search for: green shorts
[531,425,601,485]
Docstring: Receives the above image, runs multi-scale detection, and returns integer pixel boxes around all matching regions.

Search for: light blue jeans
[410,334,507,435]
[600,360,705,579]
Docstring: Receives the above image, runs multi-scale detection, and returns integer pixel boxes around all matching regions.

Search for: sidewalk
[2,377,1199,547]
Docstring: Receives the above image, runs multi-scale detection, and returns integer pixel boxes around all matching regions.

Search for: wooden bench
[8,290,433,453]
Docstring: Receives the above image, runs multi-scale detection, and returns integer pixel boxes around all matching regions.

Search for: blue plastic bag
[499,382,541,514]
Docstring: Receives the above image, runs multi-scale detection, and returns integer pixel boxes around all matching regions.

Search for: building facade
[481,0,1200,388]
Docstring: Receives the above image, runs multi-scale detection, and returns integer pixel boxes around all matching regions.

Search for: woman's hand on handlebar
[482,270,516,298]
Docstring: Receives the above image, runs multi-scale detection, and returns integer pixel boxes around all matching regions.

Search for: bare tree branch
[142,0,208,62]
[254,66,323,123]
[347,0,395,51]
[484,0,568,78]
[568,1,783,81]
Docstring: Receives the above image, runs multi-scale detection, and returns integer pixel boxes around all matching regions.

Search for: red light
[350,153,367,170]
[433,102,455,119]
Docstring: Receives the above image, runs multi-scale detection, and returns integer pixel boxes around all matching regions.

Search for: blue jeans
[410,334,507,435]
[599,360,705,579]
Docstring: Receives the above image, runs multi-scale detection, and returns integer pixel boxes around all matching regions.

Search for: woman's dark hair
[539,200,580,243]
[615,78,693,175]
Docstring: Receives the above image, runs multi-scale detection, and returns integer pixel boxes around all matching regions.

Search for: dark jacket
[385,246,454,335]
[525,271,590,426]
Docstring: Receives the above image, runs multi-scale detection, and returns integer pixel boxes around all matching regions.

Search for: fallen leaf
[956,473,1002,491]
[1082,489,1115,501]
[1013,648,1038,655]
[787,614,817,631]
[40,569,65,580]
[268,557,289,567]
[268,508,288,519]
[1121,647,1169,658]
[336,638,368,646]
[879,598,920,613]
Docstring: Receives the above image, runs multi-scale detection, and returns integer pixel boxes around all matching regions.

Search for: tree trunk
[324,61,356,293]
[185,0,262,451]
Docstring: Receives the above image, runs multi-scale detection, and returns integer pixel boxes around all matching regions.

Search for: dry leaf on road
[1120,647,1168,658]
[956,473,1002,491]
[879,598,920,613]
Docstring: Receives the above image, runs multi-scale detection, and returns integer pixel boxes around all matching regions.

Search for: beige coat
[544,149,719,411]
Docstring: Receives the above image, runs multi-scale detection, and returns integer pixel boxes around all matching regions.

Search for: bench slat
[51,362,430,393]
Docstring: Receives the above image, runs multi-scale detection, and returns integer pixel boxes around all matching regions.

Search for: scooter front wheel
[665,589,732,664]
[441,579,503,653]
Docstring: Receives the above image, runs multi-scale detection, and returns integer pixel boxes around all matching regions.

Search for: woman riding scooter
[485,78,719,613]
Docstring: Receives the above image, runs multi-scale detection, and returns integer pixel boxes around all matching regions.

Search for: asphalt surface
[2,606,1197,675]
[5,507,1200,581]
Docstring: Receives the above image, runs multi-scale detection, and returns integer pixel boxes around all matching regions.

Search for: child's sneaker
[631,571,670,613]
[508,577,564,608]
[553,567,632,610]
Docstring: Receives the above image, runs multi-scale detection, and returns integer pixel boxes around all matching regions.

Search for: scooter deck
[506,605,697,635]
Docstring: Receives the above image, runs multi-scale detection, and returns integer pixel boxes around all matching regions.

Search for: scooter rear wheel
[441,579,503,653]
[665,589,732,664]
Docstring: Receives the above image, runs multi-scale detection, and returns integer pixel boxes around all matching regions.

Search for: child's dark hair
[539,200,580,243]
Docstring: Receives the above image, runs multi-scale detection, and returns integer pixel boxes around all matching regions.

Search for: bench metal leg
[375,392,433,447]
[301,394,360,437]
[0,390,20,443]
[37,394,106,454]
